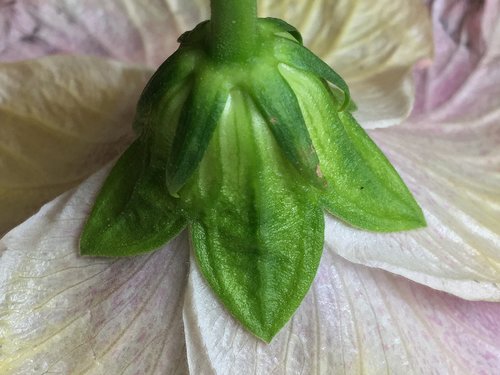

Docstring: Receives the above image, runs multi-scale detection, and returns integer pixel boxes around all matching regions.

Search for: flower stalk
[210,0,257,62]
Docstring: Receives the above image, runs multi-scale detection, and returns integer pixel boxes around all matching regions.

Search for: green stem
[210,0,257,62]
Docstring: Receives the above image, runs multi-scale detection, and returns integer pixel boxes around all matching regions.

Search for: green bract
[80,18,426,342]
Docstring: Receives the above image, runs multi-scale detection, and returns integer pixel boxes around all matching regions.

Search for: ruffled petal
[0,167,189,374]
[183,250,500,374]
[412,0,500,122]
[0,56,151,235]
[1,1,432,127]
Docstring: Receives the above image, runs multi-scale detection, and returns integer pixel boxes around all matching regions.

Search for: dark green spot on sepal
[321,111,426,231]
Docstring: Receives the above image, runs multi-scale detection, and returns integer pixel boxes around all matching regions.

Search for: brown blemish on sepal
[316,165,328,188]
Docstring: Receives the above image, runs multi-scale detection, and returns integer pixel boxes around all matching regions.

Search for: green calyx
[80,16,426,343]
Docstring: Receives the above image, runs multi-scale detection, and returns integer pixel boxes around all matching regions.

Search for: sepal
[177,20,210,45]
[249,64,324,186]
[166,68,230,195]
[185,92,324,342]
[80,137,186,257]
[258,17,303,44]
[133,49,200,133]
[280,64,426,232]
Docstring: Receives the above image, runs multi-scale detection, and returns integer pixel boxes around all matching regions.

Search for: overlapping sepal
[166,67,230,195]
[279,64,426,231]
[249,64,324,186]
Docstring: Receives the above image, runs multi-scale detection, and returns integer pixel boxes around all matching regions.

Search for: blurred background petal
[0,0,204,66]
[0,56,151,235]
[411,0,500,122]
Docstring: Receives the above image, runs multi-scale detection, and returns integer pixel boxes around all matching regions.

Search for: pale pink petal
[0,0,205,67]
[0,56,151,235]
[184,250,500,374]
[412,0,500,123]
[0,167,189,374]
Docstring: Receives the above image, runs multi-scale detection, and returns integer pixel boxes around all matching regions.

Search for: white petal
[184,250,500,374]
[0,56,151,235]
[348,68,416,129]
[326,122,500,301]
[0,166,189,374]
